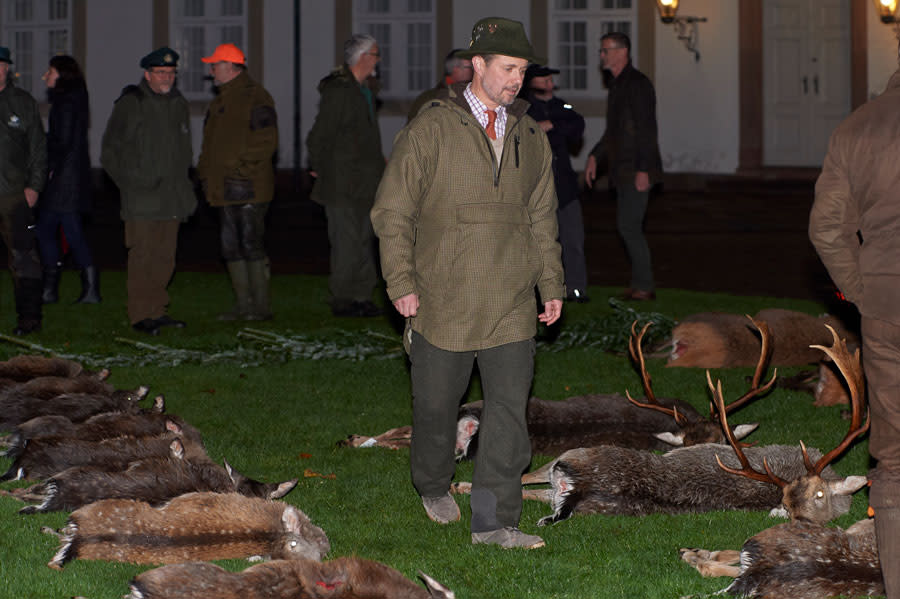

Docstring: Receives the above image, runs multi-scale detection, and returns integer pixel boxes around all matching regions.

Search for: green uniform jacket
[371,84,565,352]
[0,83,47,196]
[100,80,196,222]
[196,70,278,207]
[306,65,384,207]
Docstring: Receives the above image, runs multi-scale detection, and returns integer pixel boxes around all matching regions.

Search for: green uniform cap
[140,47,179,69]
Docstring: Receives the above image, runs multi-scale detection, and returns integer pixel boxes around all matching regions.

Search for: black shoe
[13,319,42,336]
[132,318,160,335]
[74,266,101,304]
[154,315,186,328]
[42,264,61,304]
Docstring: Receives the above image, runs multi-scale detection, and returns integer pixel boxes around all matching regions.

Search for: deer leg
[521,459,556,485]
[522,488,552,503]
[679,548,741,578]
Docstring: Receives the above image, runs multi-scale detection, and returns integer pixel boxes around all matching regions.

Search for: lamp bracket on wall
[667,16,707,62]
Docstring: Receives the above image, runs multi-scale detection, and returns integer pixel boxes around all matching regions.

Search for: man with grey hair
[407,48,473,122]
[307,34,385,317]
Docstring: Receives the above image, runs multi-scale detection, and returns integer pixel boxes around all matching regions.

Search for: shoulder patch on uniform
[250,105,277,131]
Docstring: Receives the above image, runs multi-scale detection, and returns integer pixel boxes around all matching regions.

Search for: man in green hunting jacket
[197,43,278,322]
[0,46,47,335]
[371,17,564,549]
[307,33,385,318]
[101,47,196,336]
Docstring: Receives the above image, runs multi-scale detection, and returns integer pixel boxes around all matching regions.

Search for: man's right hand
[584,155,597,189]
[393,293,419,317]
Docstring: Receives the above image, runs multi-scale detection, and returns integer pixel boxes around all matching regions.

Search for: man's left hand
[24,188,38,207]
[538,299,563,325]
[635,171,650,192]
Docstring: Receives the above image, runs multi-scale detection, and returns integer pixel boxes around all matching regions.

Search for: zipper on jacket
[514,134,520,168]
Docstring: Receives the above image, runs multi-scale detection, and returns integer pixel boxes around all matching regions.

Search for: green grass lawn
[0,271,870,599]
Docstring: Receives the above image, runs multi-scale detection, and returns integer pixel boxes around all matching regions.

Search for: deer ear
[732,423,759,440]
[270,479,299,499]
[418,571,455,599]
[654,431,685,446]
[165,419,182,434]
[829,475,867,496]
[169,439,185,459]
[153,395,166,413]
[281,506,302,533]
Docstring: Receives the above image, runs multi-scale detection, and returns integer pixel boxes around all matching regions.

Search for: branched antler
[626,321,688,425]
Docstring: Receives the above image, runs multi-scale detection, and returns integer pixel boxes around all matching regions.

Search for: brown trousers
[861,317,900,599]
[124,220,180,324]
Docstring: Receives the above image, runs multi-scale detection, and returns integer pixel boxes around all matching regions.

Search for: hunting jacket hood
[372,82,565,352]
[811,68,900,324]
[306,64,384,207]
[100,79,196,222]
[197,70,278,207]
[0,82,47,197]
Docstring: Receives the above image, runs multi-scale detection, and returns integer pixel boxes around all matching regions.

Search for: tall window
[550,0,636,97]
[170,0,247,100]
[354,0,435,99]
[2,0,72,95]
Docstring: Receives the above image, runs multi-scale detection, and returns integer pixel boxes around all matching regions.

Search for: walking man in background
[197,43,278,322]
[101,47,195,336]
[585,32,662,301]
[307,33,384,318]
[521,64,588,302]
[407,48,473,122]
[810,51,900,599]
[0,46,47,335]
[372,17,564,549]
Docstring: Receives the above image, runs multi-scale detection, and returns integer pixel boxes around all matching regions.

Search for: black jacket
[0,82,47,197]
[42,85,92,213]
[524,93,585,207]
[590,63,663,188]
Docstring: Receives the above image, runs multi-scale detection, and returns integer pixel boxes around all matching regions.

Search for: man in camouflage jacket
[371,18,564,549]
[0,46,47,335]
[197,43,278,321]
[100,47,195,335]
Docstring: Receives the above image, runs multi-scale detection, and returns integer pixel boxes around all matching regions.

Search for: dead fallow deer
[44,492,330,568]
[127,557,455,599]
[680,326,880,598]
[667,308,857,368]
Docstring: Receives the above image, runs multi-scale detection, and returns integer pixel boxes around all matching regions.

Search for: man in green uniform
[0,46,47,335]
[372,18,564,549]
[407,49,473,122]
[197,43,278,321]
[100,47,196,335]
[307,33,384,317]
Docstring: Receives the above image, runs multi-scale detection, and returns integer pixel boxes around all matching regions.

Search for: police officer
[0,46,48,335]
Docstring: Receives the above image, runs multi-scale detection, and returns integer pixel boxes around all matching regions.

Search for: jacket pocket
[224,177,255,203]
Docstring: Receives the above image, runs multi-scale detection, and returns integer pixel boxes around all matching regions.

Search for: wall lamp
[875,0,900,37]
[656,0,707,62]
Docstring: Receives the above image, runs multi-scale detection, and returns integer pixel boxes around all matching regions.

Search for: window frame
[2,0,73,96]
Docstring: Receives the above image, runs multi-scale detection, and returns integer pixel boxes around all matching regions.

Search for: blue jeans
[35,210,94,269]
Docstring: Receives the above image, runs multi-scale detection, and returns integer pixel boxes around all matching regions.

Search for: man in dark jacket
[197,43,278,322]
[407,49,473,123]
[585,32,663,301]
[100,47,196,335]
[0,46,47,335]
[307,33,385,318]
[522,65,587,301]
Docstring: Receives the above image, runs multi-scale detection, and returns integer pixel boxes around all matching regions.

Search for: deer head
[626,317,776,447]
[711,324,869,524]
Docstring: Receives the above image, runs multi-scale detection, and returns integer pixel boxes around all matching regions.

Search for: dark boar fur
[47,492,330,568]
[15,440,298,513]
[128,557,455,599]
[1,374,116,398]
[0,387,151,431]
[1,429,207,481]
[516,444,853,526]
[0,355,107,381]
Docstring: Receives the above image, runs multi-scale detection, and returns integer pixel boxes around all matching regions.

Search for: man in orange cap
[197,43,278,321]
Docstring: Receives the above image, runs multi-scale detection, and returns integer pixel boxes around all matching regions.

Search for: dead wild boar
[15,439,298,513]
[0,354,108,381]
[0,386,151,431]
[128,557,454,599]
[46,492,329,568]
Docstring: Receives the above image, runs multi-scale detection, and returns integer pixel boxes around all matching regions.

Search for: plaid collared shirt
[463,83,507,139]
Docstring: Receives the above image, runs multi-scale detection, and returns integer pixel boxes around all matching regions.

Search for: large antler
[709,315,779,419]
[708,371,788,488]
[807,324,870,474]
[626,321,688,425]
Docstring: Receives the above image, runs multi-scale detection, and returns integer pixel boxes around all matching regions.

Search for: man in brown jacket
[371,17,564,549]
[810,61,900,599]
[197,43,278,321]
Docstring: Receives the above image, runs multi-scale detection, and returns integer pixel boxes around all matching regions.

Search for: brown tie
[484,109,497,140]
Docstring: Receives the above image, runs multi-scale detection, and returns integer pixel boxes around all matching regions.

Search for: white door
[763,0,850,166]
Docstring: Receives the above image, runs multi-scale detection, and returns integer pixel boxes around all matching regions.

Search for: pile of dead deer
[0,354,453,599]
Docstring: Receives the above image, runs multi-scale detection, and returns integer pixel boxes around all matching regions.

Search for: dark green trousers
[616,183,654,292]
[324,199,377,304]
[0,193,42,324]
[124,219,179,324]
[409,331,535,533]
